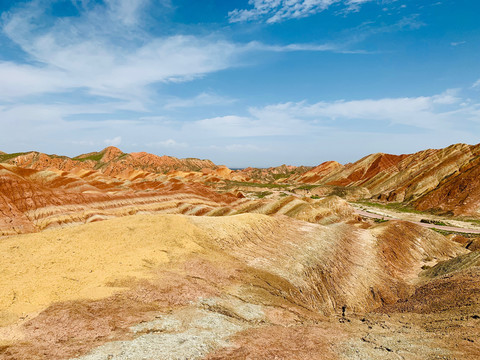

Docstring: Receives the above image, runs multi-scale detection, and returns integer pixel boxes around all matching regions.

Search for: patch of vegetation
[420,219,448,226]
[431,228,479,237]
[0,152,29,162]
[296,184,320,190]
[74,153,104,162]
[373,218,389,223]
[272,173,292,180]
[255,191,273,199]
[459,218,480,226]
[431,228,452,236]
[310,195,321,199]
[356,200,424,214]
[279,192,289,197]
[224,180,292,189]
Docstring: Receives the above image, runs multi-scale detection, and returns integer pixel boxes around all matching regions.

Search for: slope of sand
[1,212,477,360]
[0,215,206,326]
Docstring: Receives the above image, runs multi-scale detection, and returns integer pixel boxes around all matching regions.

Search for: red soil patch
[205,324,345,360]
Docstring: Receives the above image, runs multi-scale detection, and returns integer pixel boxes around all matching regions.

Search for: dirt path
[355,209,480,234]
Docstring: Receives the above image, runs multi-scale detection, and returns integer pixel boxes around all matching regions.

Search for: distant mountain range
[1,142,479,231]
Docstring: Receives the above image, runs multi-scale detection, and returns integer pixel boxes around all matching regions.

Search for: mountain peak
[101,146,122,153]
[100,146,124,162]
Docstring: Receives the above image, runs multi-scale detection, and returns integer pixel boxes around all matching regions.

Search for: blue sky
[0,0,479,167]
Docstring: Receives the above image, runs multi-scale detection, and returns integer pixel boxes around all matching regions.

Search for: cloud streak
[186,89,476,139]
[164,92,236,109]
[0,0,359,110]
[104,136,122,146]
[2,5,242,103]
[147,139,188,148]
[228,0,377,23]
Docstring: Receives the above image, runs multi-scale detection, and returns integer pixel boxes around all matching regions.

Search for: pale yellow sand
[0,214,207,326]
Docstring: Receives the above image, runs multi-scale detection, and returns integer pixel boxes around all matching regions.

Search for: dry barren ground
[0,213,478,359]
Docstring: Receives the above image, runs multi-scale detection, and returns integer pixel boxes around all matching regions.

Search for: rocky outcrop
[288,143,480,216]
[235,164,312,182]
[287,161,344,184]
[0,162,359,236]
[414,154,480,216]
[0,163,241,236]
[1,147,219,178]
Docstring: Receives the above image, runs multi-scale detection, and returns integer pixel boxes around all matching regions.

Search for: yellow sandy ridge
[0,214,208,326]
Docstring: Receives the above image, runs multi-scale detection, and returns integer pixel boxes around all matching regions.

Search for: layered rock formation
[0,162,241,236]
[0,160,358,236]
[236,164,312,182]
[1,146,218,178]
[286,143,480,216]
[2,142,480,237]
[4,142,480,217]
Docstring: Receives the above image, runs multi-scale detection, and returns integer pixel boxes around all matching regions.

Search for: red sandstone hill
[0,161,242,236]
[288,143,480,216]
[285,161,344,184]
[0,147,218,178]
[2,143,480,218]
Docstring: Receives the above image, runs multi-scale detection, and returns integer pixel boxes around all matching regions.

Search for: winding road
[355,209,480,235]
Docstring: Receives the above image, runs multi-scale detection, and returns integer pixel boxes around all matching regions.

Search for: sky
[0,0,479,167]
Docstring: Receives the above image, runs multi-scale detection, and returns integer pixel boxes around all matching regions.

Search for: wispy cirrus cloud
[0,0,366,110]
[104,136,122,146]
[0,0,383,157]
[186,89,475,138]
[228,0,378,23]
[147,139,188,148]
[103,0,151,26]
[0,0,250,110]
[164,92,237,109]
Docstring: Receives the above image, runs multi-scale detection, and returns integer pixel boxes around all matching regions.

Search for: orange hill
[1,146,218,179]
[2,143,480,218]
[287,143,480,216]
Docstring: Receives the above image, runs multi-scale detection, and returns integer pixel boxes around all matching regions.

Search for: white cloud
[186,114,314,137]
[105,0,149,26]
[431,89,461,104]
[0,1,246,106]
[0,62,68,100]
[246,41,369,54]
[473,79,480,88]
[0,0,352,109]
[229,0,376,23]
[345,0,374,12]
[104,136,122,146]
[147,139,187,148]
[451,41,466,46]
[164,92,236,109]
[185,89,475,139]
[258,90,465,129]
